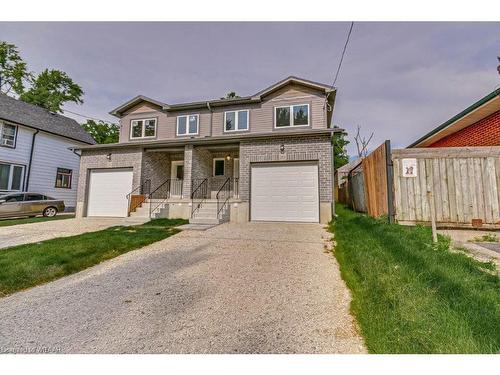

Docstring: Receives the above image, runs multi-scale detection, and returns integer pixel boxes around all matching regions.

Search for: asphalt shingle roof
[0,93,95,144]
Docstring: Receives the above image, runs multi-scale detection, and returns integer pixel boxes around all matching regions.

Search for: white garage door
[251,162,319,222]
[87,168,133,217]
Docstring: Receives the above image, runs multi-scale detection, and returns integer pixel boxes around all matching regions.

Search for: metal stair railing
[216,178,231,219]
[191,178,208,218]
[148,178,182,218]
[126,179,151,216]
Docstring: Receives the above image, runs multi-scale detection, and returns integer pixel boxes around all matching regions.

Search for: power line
[324,21,355,114]
[330,21,354,90]
[62,108,116,125]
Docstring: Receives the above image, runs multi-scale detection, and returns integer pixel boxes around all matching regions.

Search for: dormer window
[275,104,309,128]
[177,115,199,136]
[130,118,157,139]
[0,122,17,148]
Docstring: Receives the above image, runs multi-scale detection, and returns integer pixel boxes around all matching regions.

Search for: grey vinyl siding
[28,132,85,209]
[118,84,328,143]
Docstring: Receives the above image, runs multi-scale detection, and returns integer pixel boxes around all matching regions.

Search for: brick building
[409,88,500,148]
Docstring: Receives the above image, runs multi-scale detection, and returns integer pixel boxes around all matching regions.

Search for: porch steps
[189,202,229,225]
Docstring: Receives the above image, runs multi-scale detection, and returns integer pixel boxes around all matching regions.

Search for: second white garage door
[251,162,319,222]
[87,168,133,217]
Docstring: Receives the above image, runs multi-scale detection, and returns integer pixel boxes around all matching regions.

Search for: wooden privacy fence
[392,146,500,229]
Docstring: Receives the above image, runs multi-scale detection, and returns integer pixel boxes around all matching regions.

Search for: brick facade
[429,110,500,147]
[238,134,333,202]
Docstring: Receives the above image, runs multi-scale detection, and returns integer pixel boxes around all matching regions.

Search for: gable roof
[0,94,95,144]
[110,76,336,117]
[409,87,500,148]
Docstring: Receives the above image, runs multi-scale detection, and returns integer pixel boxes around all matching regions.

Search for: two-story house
[74,76,339,224]
[0,94,95,211]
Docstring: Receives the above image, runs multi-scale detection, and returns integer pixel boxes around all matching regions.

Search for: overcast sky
[0,22,498,155]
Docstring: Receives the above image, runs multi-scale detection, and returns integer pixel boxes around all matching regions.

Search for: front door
[170,161,184,197]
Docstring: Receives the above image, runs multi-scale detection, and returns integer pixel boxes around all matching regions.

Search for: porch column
[183,144,193,198]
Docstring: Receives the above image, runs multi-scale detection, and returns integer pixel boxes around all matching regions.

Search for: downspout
[25,129,39,191]
[207,102,213,137]
[331,131,336,219]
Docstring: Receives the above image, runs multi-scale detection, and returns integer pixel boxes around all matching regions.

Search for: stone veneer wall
[238,134,333,202]
[75,147,143,217]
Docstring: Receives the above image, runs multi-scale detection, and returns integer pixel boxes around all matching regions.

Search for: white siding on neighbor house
[28,132,85,209]
[0,123,35,166]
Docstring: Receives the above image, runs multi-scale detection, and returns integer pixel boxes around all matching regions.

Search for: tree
[0,42,31,95]
[354,125,374,158]
[82,120,119,144]
[332,126,350,169]
[221,91,240,100]
[19,69,83,113]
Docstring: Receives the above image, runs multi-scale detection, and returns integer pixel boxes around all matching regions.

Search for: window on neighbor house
[130,118,157,139]
[55,168,72,189]
[177,115,199,136]
[224,110,249,132]
[213,159,225,177]
[0,163,24,191]
[0,123,17,147]
[275,104,309,127]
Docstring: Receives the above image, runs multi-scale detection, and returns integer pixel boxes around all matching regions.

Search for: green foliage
[330,204,500,353]
[82,119,119,144]
[19,69,83,112]
[471,233,498,243]
[221,91,240,99]
[0,41,31,95]
[0,218,187,297]
[333,126,350,169]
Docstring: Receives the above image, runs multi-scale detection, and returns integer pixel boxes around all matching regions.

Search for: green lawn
[0,218,187,297]
[330,204,500,354]
[0,214,75,227]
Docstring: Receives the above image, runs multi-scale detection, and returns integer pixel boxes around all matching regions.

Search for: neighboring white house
[0,94,95,211]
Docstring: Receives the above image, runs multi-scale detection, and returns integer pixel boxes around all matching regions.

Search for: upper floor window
[177,115,199,136]
[275,104,309,128]
[224,110,249,132]
[130,118,157,139]
[0,123,17,148]
[55,168,72,189]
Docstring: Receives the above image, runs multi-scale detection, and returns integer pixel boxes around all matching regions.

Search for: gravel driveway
[0,222,365,353]
[0,217,148,249]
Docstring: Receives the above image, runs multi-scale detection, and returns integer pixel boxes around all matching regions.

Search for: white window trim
[0,122,18,148]
[0,162,25,192]
[223,109,249,132]
[274,103,310,128]
[129,118,157,139]
[213,158,225,177]
[176,114,199,136]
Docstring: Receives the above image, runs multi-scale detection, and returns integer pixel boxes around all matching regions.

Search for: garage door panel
[251,162,319,222]
[87,169,133,217]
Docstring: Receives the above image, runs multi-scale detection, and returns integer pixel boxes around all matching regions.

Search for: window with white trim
[0,123,17,147]
[275,104,309,128]
[130,118,157,139]
[0,163,24,192]
[177,115,199,136]
[224,110,249,132]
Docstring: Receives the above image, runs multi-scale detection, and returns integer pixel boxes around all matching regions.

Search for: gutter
[408,88,500,148]
[25,129,39,191]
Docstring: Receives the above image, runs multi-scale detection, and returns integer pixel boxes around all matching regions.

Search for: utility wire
[62,108,116,125]
[324,22,354,110]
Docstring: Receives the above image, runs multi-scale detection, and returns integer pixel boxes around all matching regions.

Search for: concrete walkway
[0,222,365,353]
[0,217,149,249]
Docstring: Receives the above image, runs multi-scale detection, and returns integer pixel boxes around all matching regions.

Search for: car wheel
[43,207,58,217]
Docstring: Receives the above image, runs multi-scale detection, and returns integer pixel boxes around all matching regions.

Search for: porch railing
[216,178,231,219]
[126,179,151,215]
[191,178,209,217]
[148,178,183,218]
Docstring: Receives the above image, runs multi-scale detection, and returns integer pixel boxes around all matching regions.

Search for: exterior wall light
[225,154,232,161]
[106,153,112,161]
[280,144,285,154]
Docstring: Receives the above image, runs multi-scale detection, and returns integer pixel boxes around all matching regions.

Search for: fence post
[427,190,438,243]
[385,140,395,224]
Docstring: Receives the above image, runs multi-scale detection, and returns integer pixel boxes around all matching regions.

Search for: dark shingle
[0,94,95,144]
